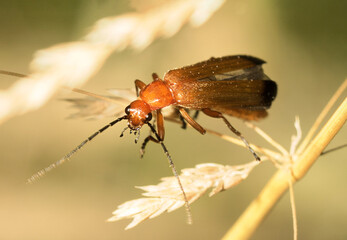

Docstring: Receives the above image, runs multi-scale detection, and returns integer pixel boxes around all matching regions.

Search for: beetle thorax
[139,80,175,110]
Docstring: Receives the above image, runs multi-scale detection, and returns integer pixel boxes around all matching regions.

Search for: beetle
[21,55,277,223]
[129,55,277,159]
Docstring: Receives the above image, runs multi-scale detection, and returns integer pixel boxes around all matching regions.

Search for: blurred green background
[0,0,346,239]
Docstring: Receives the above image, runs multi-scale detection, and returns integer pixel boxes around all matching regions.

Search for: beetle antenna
[147,122,192,224]
[0,70,27,78]
[321,143,347,156]
[27,115,128,184]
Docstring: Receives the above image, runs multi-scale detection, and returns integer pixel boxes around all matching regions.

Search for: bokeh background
[0,0,346,239]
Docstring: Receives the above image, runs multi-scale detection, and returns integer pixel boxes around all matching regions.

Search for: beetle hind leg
[202,108,261,161]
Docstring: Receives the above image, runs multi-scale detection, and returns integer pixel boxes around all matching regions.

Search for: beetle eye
[125,105,130,115]
[146,113,152,122]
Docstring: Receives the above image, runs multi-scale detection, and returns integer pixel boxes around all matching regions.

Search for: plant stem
[222,97,346,240]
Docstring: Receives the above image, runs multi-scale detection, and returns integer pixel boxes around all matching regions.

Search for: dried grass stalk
[222,81,347,240]
[107,161,259,229]
[0,0,225,125]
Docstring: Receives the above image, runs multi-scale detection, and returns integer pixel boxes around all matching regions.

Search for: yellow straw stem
[222,97,346,240]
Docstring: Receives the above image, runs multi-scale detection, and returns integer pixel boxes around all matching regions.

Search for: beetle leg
[156,109,165,141]
[152,73,160,81]
[179,112,187,129]
[146,122,192,223]
[202,108,261,161]
[139,109,165,158]
[178,108,206,134]
[140,135,159,158]
[134,79,146,97]
[139,110,166,158]
[179,110,199,129]
[193,110,200,120]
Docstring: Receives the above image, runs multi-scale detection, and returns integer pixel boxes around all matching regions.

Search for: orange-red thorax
[140,80,175,110]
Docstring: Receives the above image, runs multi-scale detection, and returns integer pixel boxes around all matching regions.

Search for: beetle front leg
[156,109,165,141]
[140,135,159,158]
[139,109,165,158]
[134,79,146,97]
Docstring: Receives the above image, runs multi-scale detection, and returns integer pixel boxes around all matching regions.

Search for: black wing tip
[263,80,278,105]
